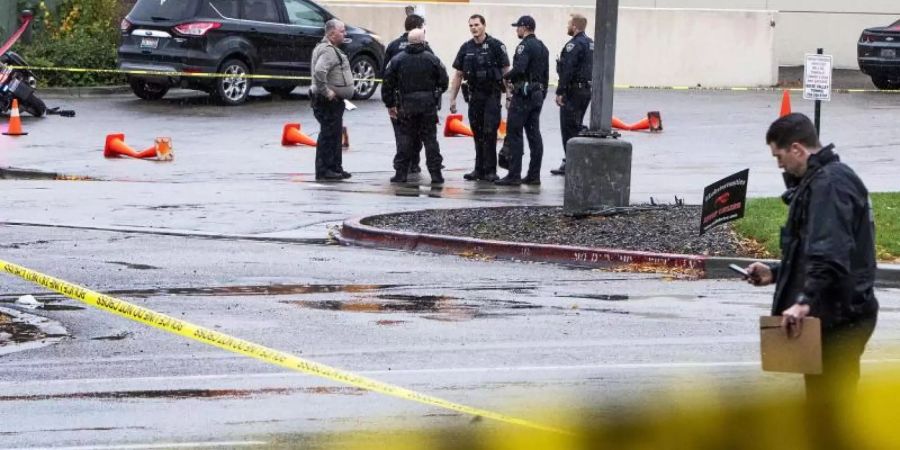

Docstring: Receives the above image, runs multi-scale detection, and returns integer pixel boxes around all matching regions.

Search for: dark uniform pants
[396,111,443,173]
[559,87,591,155]
[312,95,345,176]
[467,90,502,176]
[505,89,545,179]
[804,312,877,450]
[391,117,421,173]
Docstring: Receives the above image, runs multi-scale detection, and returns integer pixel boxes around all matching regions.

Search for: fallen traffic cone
[154,137,174,161]
[282,123,317,146]
[629,117,650,131]
[779,90,792,117]
[648,111,663,132]
[497,120,507,140]
[611,116,631,131]
[341,126,350,148]
[443,114,473,137]
[103,133,159,159]
[2,99,27,136]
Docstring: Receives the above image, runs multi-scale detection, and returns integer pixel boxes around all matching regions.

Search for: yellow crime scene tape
[12,65,899,94]
[0,258,570,436]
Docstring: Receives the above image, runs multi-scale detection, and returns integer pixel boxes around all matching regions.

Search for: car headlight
[370,33,385,47]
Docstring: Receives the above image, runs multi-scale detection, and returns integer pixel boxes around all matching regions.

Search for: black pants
[804,313,877,450]
[505,89,545,179]
[559,87,591,158]
[312,95,345,176]
[467,90,501,176]
[391,117,420,173]
[805,313,878,406]
[396,111,443,173]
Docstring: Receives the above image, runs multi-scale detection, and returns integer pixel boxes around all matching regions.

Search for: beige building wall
[322,2,777,87]
[466,0,900,68]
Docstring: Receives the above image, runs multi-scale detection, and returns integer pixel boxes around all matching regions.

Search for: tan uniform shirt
[310,39,355,100]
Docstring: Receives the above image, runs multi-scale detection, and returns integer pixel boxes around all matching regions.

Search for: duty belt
[572,81,591,89]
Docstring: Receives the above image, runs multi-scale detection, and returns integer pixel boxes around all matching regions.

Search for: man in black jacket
[381,28,449,185]
[384,14,431,177]
[744,113,879,409]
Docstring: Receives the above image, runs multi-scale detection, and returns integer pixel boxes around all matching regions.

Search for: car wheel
[264,86,297,97]
[129,78,169,100]
[350,54,378,100]
[213,59,251,105]
[871,75,900,90]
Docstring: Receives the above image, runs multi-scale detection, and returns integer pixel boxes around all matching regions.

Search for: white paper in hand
[344,100,357,111]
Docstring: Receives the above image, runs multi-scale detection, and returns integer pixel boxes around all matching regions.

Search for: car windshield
[891,19,900,28]
[129,0,201,22]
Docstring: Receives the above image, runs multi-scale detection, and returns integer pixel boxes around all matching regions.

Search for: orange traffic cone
[154,137,174,161]
[648,111,663,132]
[3,99,27,136]
[629,117,650,131]
[779,90,792,117]
[497,120,507,140]
[611,116,630,131]
[443,114,474,137]
[103,133,159,159]
[341,126,350,148]
[282,123,317,146]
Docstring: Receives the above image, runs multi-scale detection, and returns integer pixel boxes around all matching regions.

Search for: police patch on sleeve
[565,43,575,52]
[500,44,507,53]
[516,45,525,55]
[589,43,594,51]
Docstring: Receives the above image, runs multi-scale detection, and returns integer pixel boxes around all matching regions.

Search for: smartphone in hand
[729,263,750,278]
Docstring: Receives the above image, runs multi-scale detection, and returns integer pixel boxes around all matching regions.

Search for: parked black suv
[118,0,385,105]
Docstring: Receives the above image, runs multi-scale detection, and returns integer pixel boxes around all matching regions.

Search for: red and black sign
[700,169,749,235]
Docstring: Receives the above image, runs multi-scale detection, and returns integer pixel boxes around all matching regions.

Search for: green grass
[732,193,900,262]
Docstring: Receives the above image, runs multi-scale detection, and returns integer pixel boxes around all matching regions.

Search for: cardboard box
[760,316,822,374]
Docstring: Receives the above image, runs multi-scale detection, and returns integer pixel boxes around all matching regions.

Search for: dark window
[129,0,201,21]
[243,0,281,22]
[282,0,324,27]
[200,0,239,19]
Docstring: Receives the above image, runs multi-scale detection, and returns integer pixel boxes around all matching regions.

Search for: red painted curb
[339,214,708,274]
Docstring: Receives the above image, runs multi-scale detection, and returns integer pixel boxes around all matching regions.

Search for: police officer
[383,14,432,178]
[550,13,594,176]
[381,29,449,185]
[310,19,355,181]
[497,16,549,186]
[448,14,510,182]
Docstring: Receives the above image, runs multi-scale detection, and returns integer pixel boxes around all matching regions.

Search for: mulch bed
[365,205,764,257]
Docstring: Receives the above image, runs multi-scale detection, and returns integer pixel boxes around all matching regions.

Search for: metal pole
[588,0,619,136]
[814,47,822,136]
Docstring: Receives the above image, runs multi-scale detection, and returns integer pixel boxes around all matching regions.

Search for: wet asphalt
[0,88,899,448]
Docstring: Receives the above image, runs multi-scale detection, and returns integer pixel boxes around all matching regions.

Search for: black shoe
[316,170,344,181]
[430,172,444,185]
[523,176,541,186]
[340,171,352,179]
[550,163,566,176]
[390,172,408,183]
[409,165,422,174]
[463,170,481,181]
[494,176,521,186]
[406,171,421,182]
[481,172,500,182]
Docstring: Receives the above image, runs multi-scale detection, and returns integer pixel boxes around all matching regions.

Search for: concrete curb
[41,85,131,97]
[339,212,900,287]
[339,214,708,274]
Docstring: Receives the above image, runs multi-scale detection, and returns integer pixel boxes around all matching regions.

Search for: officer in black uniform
[497,15,549,186]
[551,13,594,176]
[448,14,510,182]
[383,14,432,178]
[381,28,449,185]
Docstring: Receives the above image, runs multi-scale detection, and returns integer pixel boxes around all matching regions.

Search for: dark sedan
[118,0,385,105]
[858,19,900,90]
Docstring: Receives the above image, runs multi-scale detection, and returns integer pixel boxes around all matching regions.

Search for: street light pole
[588,0,618,136]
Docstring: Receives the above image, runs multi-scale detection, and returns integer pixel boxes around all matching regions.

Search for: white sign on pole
[803,54,833,102]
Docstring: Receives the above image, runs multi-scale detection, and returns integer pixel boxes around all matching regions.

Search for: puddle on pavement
[0,240,50,250]
[91,331,132,341]
[0,386,366,402]
[557,294,706,302]
[286,294,542,321]
[0,167,95,181]
[105,261,162,270]
[0,319,47,344]
[88,283,405,300]
[41,304,86,311]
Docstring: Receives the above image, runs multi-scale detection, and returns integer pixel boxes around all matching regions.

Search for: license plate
[140,37,159,49]
[882,49,897,58]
